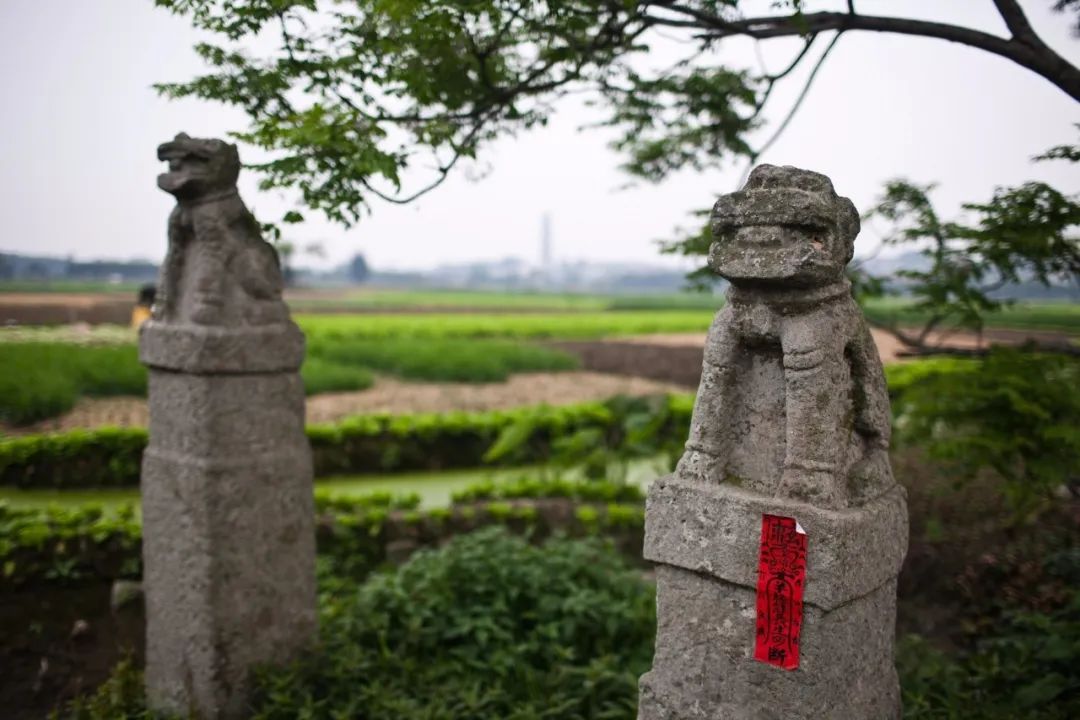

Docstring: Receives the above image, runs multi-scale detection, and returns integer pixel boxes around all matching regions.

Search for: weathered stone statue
[140,133,316,718]
[154,133,288,328]
[638,165,909,719]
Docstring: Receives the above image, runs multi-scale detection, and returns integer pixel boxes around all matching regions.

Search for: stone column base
[140,364,316,719]
[638,477,907,720]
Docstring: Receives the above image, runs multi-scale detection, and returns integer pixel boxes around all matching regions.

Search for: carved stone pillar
[140,133,316,719]
[637,165,909,719]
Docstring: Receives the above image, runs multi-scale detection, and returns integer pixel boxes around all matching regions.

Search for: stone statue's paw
[778,467,843,507]
[846,447,895,503]
[189,301,224,326]
[674,448,725,484]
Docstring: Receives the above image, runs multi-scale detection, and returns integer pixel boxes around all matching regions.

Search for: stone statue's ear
[175,132,191,141]
[838,198,859,264]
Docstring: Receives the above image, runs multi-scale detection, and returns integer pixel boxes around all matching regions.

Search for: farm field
[4,282,1078,332]
[1,288,1077,720]
[3,294,1078,430]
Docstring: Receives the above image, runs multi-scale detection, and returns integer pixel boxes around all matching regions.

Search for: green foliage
[313,488,420,514]
[152,0,1079,240]
[452,476,644,505]
[864,176,1080,342]
[252,528,656,719]
[52,658,165,720]
[2,471,648,589]
[899,549,1080,720]
[0,427,148,488]
[884,357,976,398]
[45,501,1078,719]
[1,397,692,489]
[892,349,1080,516]
[484,394,692,481]
[0,500,141,585]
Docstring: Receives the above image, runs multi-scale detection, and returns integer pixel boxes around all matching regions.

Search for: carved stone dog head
[708,164,860,287]
[156,132,241,200]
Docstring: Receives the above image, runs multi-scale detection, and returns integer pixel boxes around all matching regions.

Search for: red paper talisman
[753,514,807,670]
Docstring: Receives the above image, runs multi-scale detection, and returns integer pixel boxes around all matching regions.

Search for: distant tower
[540,213,553,270]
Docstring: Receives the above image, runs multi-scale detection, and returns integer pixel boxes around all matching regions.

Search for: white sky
[0,1,1077,272]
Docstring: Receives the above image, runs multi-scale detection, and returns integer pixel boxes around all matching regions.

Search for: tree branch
[992,0,1039,45]
[648,4,1080,102]
[751,31,843,162]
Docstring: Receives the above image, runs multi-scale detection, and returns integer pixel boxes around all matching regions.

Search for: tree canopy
[155,0,1080,229]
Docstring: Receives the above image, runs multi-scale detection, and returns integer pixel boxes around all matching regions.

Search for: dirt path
[2,372,686,435]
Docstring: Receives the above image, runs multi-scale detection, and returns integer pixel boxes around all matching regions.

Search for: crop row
[0,338,579,425]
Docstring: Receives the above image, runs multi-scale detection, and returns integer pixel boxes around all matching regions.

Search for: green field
[288,289,727,312]
[296,310,716,339]
[0,280,142,294]
[0,308,722,426]
[0,336,579,425]
[862,297,1080,334]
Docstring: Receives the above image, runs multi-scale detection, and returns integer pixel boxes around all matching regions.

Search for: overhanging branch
[647,4,1080,102]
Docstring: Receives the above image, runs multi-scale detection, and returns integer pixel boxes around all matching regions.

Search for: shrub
[0,395,693,490]
[452,475,645,504]
[891,349,1080,516]
[0,501,142,585]
[252,527,656,719]
[0,427,148,488]
[50,657,160,720]
[899,591,1080,719]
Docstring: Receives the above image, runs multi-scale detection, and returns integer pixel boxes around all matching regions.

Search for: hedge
[0,363,934,490]
[1,478,646,588]
[0,395,695,489]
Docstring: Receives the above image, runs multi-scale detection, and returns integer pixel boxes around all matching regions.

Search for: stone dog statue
[154,133,287,327]
[676,164,893,509]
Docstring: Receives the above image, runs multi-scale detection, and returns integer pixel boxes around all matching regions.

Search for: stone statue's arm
[847,320,892,450]
[185,212,232,324]
[154,206,185,320]
[779,314,848,507]
[675,306,738,483]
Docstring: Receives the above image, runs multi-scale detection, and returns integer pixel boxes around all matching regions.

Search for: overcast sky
[0,1,1077,272]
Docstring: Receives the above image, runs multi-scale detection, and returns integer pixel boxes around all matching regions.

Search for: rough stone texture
[638,165,909,719]
[140,133,317,719]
